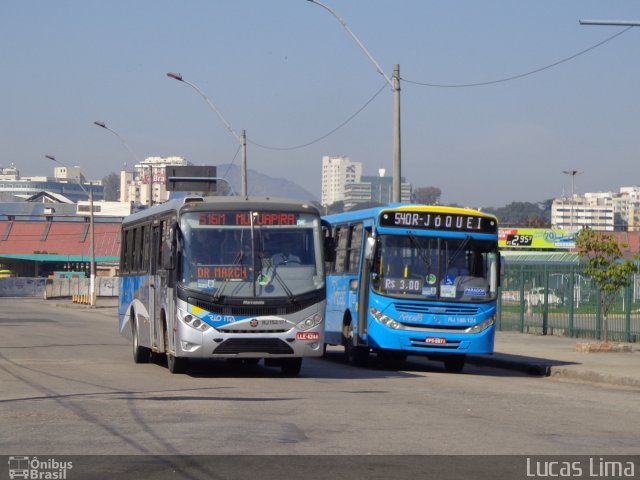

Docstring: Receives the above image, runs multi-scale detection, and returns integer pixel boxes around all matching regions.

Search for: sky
[2,1,639,208]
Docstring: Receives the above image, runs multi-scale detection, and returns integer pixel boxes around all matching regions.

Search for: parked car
[528,287,562,306]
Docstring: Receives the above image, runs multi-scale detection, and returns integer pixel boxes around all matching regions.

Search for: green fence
[497,264,640,342]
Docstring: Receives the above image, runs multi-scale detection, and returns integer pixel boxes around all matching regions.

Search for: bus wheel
[344,322,369,366]
[280,357,302,376]
[164,324,187,374]
[443,355,466,373]
[131,319,151,364]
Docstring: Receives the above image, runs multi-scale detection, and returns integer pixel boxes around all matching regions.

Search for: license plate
[296,332,320,341]
[425,336,446,345]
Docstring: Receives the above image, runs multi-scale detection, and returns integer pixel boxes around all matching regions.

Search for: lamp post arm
[307,0,394,89]
[175,77,242,144]
[93,121,138,166]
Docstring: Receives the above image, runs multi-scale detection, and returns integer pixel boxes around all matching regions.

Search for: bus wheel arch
[162,312,187,374]
[131,306,151,364]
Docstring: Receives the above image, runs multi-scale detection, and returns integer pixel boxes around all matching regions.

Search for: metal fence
[0,277,118,298]
[498,264,640,342]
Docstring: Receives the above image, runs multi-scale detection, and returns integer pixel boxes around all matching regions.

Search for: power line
[248,82,388,151]
[402,26,633,88]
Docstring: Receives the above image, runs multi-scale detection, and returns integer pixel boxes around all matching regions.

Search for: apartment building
[551,187,640,232]
[321,155,362,206]
[120,156,189,206]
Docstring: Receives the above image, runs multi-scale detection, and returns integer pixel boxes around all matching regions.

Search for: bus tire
[344,321,369,366]
[164,322,187,374]
[443,355,466,373]
[131,318,151,364]
[280,357,302,376]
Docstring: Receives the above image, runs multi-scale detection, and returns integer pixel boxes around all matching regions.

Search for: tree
[413,186,441,205]
[483,200,551,227]
[102,172,120,201]
[575,228,639,343]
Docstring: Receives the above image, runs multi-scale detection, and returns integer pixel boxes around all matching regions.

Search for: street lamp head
[93,121,107,129]
[166,72,184,82]
[45,155,56,162]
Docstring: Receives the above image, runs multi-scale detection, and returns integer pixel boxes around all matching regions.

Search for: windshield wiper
[262,259,295,303]
[448,235,472,267]
[213,251,247,302]
[408,233,432,269]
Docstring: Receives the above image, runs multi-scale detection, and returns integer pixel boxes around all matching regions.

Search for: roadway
[1,298,638,475]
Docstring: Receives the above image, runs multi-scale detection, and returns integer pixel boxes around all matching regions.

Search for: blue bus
[323,204,500,371]
[118,196,327,375]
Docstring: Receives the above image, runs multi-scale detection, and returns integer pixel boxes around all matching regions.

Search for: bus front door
[357,228,373,344]
[149,225,161,351]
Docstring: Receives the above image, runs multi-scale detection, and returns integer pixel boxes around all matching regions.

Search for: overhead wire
[402,26,634,88]
[247,81,388,151]
[204,27,633,159]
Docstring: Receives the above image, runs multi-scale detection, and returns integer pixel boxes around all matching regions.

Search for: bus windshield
[371,234,499,302]
[179,211,324,298]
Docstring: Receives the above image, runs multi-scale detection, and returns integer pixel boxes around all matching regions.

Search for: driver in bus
[271,239,301,266]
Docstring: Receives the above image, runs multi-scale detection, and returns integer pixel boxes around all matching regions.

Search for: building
[120,156,189,206]
[344,169,412,209]
[551,187,640,232]
[321,155,362,206]
[551,195,614,232]
[0,165,104,203]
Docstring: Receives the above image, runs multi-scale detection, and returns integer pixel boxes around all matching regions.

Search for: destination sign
[379,211,497,234]
[199,212,299,226]
[197,265,249,280]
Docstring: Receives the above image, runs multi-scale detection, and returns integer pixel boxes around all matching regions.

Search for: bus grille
[394,302,479,316]
[213,338,294,355]
[189,296,318,316]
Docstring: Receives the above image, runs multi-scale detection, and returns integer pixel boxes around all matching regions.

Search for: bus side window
[346,223,362,274]
[333,225,349,274]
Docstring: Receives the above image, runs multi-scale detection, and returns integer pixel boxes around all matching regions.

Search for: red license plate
[296,332,320,341]
[425,336,447,345]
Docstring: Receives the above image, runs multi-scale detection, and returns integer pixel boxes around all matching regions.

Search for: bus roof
[122,196,320,226]
[323,203,498,224]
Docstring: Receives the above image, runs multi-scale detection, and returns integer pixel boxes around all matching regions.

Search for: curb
[467,354,640,389]
[466,354,551,376]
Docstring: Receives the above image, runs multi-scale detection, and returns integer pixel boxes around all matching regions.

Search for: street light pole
[166,72,248,197]
[307,0,402,202]
[45,155,96,307]
[562,170,583,232]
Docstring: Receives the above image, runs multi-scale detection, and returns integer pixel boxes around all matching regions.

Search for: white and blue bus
[323,204,500,372]
[118,196,327,375]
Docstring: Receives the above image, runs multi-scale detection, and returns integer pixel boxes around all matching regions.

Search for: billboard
[498,228,576,249]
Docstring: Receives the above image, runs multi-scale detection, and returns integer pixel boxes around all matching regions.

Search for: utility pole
[167,72,248,197]
[308,0,402,202]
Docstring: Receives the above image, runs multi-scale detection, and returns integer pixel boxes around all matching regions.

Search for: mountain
[216,164,318,202]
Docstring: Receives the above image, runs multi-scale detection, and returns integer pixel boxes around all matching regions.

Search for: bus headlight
[178,307,211,332]
[297,313,322,331]
[370,307,400,329]
[465,317,495,334]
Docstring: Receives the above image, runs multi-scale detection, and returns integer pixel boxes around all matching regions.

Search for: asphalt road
[1,298,638,457]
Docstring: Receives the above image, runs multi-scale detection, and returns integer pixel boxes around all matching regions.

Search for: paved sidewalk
[468,331,640,389]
